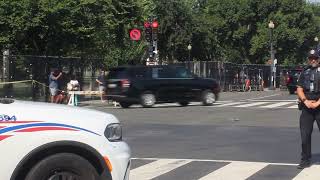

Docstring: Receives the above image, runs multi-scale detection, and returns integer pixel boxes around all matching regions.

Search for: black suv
[286,69,302,94]
[105,65,220,108]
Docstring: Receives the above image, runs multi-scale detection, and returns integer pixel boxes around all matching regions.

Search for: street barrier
[67,91,101,106]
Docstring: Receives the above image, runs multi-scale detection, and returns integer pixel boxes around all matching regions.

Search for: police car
[0,98,130,180]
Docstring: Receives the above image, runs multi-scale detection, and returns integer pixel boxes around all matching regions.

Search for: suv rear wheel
[288,88,295,94]
[178,101,189,106]
[119,102,132,108]
[202,90,216,106]
[25,153,100,180]
[140,93,156,108]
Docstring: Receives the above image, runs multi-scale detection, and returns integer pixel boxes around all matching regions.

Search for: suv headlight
[105,123,122,141]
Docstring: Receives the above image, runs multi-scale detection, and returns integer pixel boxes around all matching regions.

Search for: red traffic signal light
[144,22,151,28]
[152,21,158,28]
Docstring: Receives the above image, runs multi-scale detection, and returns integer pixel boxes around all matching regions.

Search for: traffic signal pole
[144,18,158,65]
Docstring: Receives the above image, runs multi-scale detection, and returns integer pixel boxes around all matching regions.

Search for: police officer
[297,49,320,169]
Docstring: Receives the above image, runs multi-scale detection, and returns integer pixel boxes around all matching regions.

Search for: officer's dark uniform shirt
[297,66,320,101]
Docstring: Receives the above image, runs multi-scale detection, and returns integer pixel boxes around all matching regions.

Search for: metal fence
[0,55,106,101]
[1,54,300,101]
[176,61,298,92]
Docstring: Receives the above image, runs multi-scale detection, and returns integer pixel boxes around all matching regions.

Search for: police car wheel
[25,153,100,180]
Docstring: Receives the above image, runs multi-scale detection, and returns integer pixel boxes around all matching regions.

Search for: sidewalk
[78,99,118,107]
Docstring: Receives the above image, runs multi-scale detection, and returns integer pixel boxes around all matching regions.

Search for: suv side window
[107,68,128,79]
[175,67,193,78]
[133,68,148,78]
[152,67,172,78]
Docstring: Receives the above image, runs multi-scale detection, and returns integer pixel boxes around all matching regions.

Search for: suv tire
[140,93,156,108]
[202,90,215,106]
[25,153,101,180]
[289,88,295,94]
[119,102,131,108]
[178,101,189,106]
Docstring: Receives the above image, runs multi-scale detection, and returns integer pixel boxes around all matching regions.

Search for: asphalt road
[88,90,320,180]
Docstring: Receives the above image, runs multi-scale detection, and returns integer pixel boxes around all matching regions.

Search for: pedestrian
[49,69,62,103]
[96,69,106,102]
[296,49,320,169]
[67,74,80,106]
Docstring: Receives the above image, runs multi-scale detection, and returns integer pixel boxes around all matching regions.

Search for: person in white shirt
[67,74,80,105]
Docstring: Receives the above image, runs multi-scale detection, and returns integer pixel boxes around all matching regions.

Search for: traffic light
[144,22,152,42]
[152,20,158,41]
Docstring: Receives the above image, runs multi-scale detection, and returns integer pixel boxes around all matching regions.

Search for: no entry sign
[130,28,141,41]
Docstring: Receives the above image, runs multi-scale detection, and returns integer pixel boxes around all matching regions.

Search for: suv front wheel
[140,93,156,108]
[202,90,216,106]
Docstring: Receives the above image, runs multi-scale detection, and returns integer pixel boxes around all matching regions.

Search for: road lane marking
[130,159,191,180]
[131,157,299,166]
[198,161,268,180]
[292,165,320,180]
[234,102,270,107]
[245,94,281,101]
[259,102,294,108]
[288,104,298,109]
[249,99,297,102]
[213,102,247,107]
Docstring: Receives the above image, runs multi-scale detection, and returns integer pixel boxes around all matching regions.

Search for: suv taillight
[121,79,130,88]
[286,76,292,85]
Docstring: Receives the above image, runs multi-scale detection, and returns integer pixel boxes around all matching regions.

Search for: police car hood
[0,99,119,135]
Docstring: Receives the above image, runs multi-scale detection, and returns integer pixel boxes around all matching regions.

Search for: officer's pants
[300,108,320,161]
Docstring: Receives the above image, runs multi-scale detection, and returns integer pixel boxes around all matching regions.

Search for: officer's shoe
[297,160,311,169]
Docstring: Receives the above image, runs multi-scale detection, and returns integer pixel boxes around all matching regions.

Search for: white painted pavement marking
[131,157,298,166]
[292,165,320,180]
[213,101,247,107]
[245,93,281,101]
[249,99,297,102]
[198,161,268,180]
[130,159,191,180]
[233,101,270,107]
[288,104,298,109]
[259,102,295,108]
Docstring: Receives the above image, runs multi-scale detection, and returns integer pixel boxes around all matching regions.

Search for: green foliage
[0,0,320,66]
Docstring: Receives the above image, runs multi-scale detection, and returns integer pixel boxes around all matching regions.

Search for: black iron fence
[0,54,300,101]
[0,55,106,101]
[176,61,298,92]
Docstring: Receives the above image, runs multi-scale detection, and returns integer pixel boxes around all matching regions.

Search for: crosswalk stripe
[130,159,191,180]
[259,102,294,108]
[98,100,299,109]
[234,102,270,107]
[292,165,320,180]
[198,161,268,180]
[214,101,247,107]
[288,104,298,109]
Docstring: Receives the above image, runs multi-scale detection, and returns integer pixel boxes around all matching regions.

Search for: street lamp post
[187,44,192,70]
[268,21,275,90]
[315,37,319,53]
[187,44,192,62]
